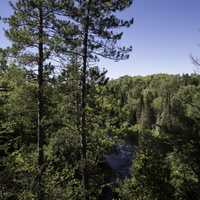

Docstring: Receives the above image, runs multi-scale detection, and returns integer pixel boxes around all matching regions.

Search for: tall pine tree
[60,0,133,198]
[5,1,76,199]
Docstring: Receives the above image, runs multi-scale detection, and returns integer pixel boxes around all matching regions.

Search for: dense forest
[1,0,200,200]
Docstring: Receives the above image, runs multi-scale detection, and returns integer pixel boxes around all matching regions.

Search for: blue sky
[1,0,200,78]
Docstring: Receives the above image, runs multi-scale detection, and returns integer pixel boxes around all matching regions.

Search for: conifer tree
[5,1,75,199]
[59,0,133,198]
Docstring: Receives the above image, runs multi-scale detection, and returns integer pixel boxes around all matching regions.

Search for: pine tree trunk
[81,22,89,200]
[81,1,91,199]
[37,3,44,200]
